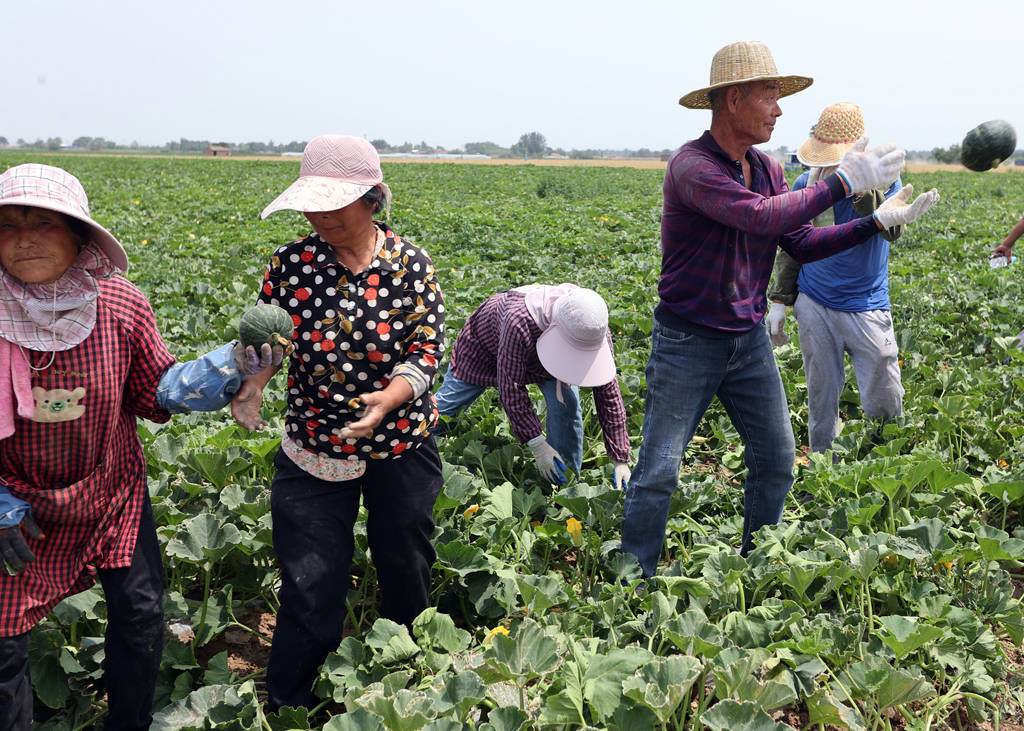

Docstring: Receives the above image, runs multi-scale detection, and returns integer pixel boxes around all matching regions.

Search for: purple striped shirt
[659,131,880,333]
[450,290,630,463]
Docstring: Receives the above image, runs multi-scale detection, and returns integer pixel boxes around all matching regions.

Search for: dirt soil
[195,610,275,677]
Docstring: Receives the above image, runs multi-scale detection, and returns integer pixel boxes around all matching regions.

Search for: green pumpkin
[960,120,1017,172]
[238,303,293,349]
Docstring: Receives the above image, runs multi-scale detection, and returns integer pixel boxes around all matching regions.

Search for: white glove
[613,462,631,490]
[806,165,837,186]
[836,135,905,194]
[765,301,789,347]
[232,342,281,375]
[873,184,940,229]
[526,436,567,484]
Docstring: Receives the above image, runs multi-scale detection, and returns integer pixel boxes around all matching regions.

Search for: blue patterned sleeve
[155,343,244,413]
[0,481,31,529]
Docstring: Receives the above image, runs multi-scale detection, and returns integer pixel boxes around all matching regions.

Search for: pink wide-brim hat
[0,163,128,273]
[536,288,616,387]
[261,135,391,219]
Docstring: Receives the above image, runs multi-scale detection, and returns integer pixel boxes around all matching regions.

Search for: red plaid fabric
[0,276,174,636]
[449,290,630,462]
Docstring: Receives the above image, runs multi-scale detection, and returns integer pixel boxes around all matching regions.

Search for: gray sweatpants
[793,293,904,453]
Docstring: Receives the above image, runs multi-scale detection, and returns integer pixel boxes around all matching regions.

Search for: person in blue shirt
[765,103,905,454]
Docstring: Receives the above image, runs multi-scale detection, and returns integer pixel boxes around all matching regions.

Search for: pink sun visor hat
[536,288,616,387]
[261,135,391,219]
[0,163,129,273]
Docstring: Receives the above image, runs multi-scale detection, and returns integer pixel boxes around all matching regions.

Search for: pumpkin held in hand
[239,303,293,350]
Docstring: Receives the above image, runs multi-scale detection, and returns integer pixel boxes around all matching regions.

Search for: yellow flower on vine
[463,504,480,520]
[484,625,510,645]
[566,517,583,546]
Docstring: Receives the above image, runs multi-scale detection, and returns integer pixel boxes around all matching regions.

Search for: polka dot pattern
[258,223,445,461]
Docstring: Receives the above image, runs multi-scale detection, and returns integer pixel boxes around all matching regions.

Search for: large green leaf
[621,654,702,723]
[876,615,945,659]
[353,688,436,731]
[663,608,727,659]
[843,656,936,711]
[429,670,487,719]
[434,541,494,575]
[897,518,953,553]
[805,689,866,730]
[482,481,514,521]
[581,646,653,721]
[974,522,1024,560]
[700,699,794,731]
[516,573,568,615]
[413,608,472,653]
[481,617,562,682]
[165,513,242,564]
[366,619,421,665]
[149,681,259,730]
[322,709,383,731]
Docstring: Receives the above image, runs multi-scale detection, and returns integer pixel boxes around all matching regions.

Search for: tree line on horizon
[0,134,1018,164]
[0,132,673,160]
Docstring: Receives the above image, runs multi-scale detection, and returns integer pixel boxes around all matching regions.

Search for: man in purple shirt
[621,40,939,575]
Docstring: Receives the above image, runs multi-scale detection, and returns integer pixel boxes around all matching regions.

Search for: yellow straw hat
[679,40,812,110]
[797,103,865,166]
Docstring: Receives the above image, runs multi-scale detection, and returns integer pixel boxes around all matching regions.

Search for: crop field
[3,151,1024,730]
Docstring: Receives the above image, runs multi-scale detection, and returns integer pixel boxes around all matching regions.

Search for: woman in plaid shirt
[435,284,631,489]
[0,164,275,729]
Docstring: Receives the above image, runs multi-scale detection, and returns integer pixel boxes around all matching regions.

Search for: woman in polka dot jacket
[231,135,445,711]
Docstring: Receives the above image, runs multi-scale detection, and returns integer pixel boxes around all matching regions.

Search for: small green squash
[238,303,293,349]
[960,120,1017,172]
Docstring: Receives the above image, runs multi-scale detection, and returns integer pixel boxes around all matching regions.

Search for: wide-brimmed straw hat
[797,102,865,166]
[536,288,616,387]
[679,40,812,110]
[0,164,128,272]
[261,135,391,219]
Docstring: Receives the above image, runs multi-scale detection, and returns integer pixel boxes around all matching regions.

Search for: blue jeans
[434,370,584,472]
[621,319,795,575]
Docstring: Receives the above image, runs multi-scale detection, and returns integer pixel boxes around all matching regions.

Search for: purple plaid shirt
[449,290,630,463]
[658,131,881,333]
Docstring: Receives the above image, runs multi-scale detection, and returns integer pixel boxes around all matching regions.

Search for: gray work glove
[0,515,43,575]
[613,461,631,491]
[873,184,940,229]
[527,436,567,485]
[232,342,284,375]
[765,301,790,347]
[836,135,905,194]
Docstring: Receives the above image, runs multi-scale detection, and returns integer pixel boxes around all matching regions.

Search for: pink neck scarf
[0,242,116,438]
[512,283,579,403]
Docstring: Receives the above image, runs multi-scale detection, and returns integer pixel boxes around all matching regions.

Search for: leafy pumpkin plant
[237,302,293,349]
[960,120,1017,172]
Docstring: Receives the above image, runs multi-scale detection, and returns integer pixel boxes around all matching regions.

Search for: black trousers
[0,494,164,731]
[265,439,443,710]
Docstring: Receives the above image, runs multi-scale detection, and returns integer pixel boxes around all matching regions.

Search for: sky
[4,0,1023,154]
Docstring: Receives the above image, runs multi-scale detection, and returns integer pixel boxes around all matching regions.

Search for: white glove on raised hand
[836,135,905,194]
[873,184,940,229]
[613,462,631,491]
[527,436,567,485]
[765,301,789,347]
[806,165,838,186]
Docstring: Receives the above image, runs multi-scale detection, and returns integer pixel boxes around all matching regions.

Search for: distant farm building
[785,153,805,171]
[205,145,231,157]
